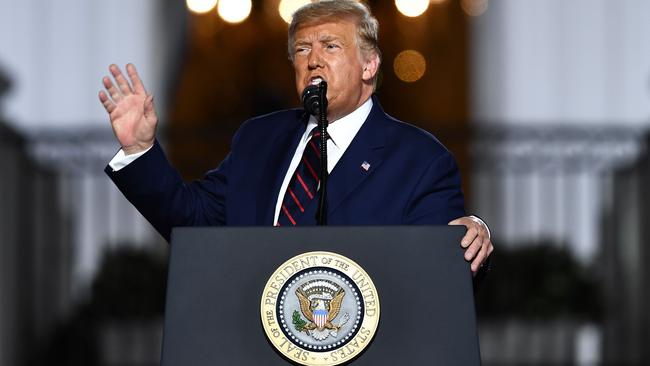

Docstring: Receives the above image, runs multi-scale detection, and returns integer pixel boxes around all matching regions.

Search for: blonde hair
[288,0,382,87]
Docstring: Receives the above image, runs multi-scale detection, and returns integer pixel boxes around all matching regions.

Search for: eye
[295,46,310,55]
[325,43,340,50]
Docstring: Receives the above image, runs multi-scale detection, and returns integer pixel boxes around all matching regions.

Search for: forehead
[294,19,358,42]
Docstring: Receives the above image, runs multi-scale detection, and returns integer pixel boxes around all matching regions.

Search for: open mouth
[309,76,325,85]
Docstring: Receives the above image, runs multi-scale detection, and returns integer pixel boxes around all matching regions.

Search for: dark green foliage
[475,243,602,320]
[27,245,167,366]
[90,246,168,319]
[293,310,307,332]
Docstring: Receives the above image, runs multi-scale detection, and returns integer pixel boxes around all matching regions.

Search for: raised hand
[99,64,157,155]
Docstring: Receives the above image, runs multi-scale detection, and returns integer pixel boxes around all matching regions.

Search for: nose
[308,48,323,69]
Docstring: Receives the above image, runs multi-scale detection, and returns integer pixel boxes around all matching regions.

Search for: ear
[361,52,380,82]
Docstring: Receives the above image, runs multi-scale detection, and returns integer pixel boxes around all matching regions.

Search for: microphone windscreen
[301,85,320,116]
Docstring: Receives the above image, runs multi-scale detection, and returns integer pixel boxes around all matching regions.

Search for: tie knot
[310,127,329,140]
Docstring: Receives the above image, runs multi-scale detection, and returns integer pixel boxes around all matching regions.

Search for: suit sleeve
[402,151,466,225]
[105,139,230,242]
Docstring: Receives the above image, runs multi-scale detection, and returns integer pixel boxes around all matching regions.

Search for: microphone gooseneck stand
[316,81,328,226]
[300,81,329,225]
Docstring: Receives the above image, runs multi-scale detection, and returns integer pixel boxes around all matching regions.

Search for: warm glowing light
[217,0,252,23]
[430,0,447,4]
[461,0,488,17]
[279,0,311,24]
[395,0,430,18]
[186,0,218,14]
[393,50,426,83]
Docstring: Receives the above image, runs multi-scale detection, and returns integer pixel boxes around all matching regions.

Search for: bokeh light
[393,50,426,83]
[186,0,218,14]
[279,0,312,24]
[217,0,252,23]
[395,0,430,18]
[461,0,488,17]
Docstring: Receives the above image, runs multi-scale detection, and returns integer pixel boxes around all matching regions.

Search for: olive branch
[292,310,307,332]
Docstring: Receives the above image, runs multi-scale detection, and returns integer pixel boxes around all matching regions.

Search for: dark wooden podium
[160,226,480,365]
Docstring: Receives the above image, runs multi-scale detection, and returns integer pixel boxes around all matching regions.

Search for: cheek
[332,69,358,95]
[293,64,304,80]
[294,67,307,88]
[328,63,352,89]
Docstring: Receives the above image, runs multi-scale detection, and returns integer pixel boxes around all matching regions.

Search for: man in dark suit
[98,0,493,275]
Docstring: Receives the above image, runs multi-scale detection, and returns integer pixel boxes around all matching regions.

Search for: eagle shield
[295,280,346,334]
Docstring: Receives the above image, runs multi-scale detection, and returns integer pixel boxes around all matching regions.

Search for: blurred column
[0,123,72,366]
[602,133,650,363]
[0,124,23,366]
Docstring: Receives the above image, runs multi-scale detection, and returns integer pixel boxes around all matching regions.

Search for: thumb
[448,217,463,225]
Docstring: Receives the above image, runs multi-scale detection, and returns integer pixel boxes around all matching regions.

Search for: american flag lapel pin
[361,161,371,171]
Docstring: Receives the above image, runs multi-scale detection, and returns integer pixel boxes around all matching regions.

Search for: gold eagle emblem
[296,286,345,332]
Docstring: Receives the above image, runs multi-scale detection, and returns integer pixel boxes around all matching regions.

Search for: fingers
[126,63,147,94]
[464,235,482,261]
[470,238,490,272]
[98,90,116,114]
[460,224,478,249]
[102,75,122,103]
[448,216,475,248]
[143,94,155,119]
[110,64,133,96]
[101,63,144,106]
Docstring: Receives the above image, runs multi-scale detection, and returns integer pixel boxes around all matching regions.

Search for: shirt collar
[304,97,373,149]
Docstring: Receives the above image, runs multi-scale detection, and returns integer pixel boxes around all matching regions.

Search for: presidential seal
[260,251,380,365]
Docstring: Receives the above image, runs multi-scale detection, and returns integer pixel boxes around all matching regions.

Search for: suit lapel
[269,97,390,225]
[324,98,388,217]
[255,113,308,225]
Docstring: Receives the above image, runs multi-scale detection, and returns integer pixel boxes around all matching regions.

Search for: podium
[160,226,481,365]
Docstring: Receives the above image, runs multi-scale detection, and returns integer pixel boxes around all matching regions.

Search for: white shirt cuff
[108,145,153,172]
[469,215,491,239]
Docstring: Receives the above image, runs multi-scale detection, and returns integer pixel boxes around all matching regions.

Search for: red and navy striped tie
[277,128,324,226]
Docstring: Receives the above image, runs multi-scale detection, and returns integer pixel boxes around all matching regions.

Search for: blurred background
[0,0,649,365]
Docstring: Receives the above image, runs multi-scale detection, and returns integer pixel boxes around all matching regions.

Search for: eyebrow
[294,34,344,47]
[318,35,340,43]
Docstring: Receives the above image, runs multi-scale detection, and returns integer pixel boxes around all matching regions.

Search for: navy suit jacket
[106,96,466,242]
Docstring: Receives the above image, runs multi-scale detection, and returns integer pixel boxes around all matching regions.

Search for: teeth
[310,77,323,85]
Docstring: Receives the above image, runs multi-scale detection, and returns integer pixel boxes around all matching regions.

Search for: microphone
[301,81,328,116]
[301,81,329,225]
